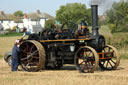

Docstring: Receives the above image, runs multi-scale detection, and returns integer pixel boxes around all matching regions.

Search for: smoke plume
[90,0,105,5]
[90,0,120,15]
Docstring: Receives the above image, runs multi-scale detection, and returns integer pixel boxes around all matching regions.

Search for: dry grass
[0,36,21,56]
[0,59,128,85]
[0,36,128,85]
[99,25,112,37]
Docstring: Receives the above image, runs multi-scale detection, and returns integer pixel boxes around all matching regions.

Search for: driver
[77,21,89,36]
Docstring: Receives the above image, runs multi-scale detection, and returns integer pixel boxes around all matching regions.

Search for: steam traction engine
[19,5,120,73]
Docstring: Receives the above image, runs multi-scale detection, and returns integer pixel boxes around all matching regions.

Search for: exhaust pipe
[91,5,99,36]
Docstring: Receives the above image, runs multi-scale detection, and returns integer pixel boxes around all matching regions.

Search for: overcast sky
[0,0,120,16]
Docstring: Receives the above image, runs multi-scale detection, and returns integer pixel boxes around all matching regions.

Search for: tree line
[105,0,128,33]
[13,1,128,34]
[47,1,128,34]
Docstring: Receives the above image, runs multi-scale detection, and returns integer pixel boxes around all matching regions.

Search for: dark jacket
[12,45,20,60]
[78,28,89,36]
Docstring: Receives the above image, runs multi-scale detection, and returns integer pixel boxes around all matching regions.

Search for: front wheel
[74,46,99,73]
[99,45,120,70]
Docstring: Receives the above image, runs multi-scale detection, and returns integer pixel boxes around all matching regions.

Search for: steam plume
[90,0,120,15]
[90,0,105,5]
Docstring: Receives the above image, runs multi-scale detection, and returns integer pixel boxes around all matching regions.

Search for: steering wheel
[57,21,78,39]
[60,21,78,32]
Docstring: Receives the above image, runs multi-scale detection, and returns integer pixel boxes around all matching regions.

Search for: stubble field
[0,36,128,85]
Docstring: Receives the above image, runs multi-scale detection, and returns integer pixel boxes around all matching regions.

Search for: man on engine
[77,21,89,37]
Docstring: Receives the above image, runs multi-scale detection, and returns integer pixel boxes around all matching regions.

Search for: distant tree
[86,8,92,25]
[56,3,91,26]
[45,19,56,29]
[106,0,128,33]
[13,10,24,18]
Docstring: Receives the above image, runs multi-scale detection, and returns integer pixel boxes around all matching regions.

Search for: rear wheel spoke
[79,60,85,65]
[85,62,89,72]
[20,40,45,72]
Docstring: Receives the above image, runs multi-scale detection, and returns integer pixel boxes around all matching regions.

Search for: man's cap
[81,21,87,26]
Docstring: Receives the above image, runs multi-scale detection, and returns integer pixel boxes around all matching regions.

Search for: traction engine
[19,5,120,73]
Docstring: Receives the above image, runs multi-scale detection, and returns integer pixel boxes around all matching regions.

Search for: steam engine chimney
[91,5,99,36]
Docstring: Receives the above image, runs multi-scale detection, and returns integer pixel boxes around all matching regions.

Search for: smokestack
[91,5,99,36]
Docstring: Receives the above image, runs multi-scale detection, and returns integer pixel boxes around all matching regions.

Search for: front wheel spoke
[102,61,105,66]
[108,60,113,68]
[103,49,106,52]
[108,47,111,52]
[110,59,116,65]
[106,61,109,68]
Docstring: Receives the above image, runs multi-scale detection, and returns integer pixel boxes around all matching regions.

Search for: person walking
[11,40,21,71]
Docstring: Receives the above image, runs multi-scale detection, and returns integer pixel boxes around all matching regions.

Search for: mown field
[0,36,21,57]
[0,58,128,85]
[0,27,128,85]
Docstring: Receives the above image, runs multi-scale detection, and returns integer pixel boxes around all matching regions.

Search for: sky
[0,0,120,16]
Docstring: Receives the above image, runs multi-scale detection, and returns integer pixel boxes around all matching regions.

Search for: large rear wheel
[20,40,45,72]
[74,46,99,73]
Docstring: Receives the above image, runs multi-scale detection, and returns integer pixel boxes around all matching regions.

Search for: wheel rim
[99,45,120,70]
[20,40,45,72]
[75,46,99,73]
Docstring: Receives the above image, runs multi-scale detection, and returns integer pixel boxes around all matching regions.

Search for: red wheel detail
[99,45,120,70]
[20,40,45,72]
[75,46,99,73]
